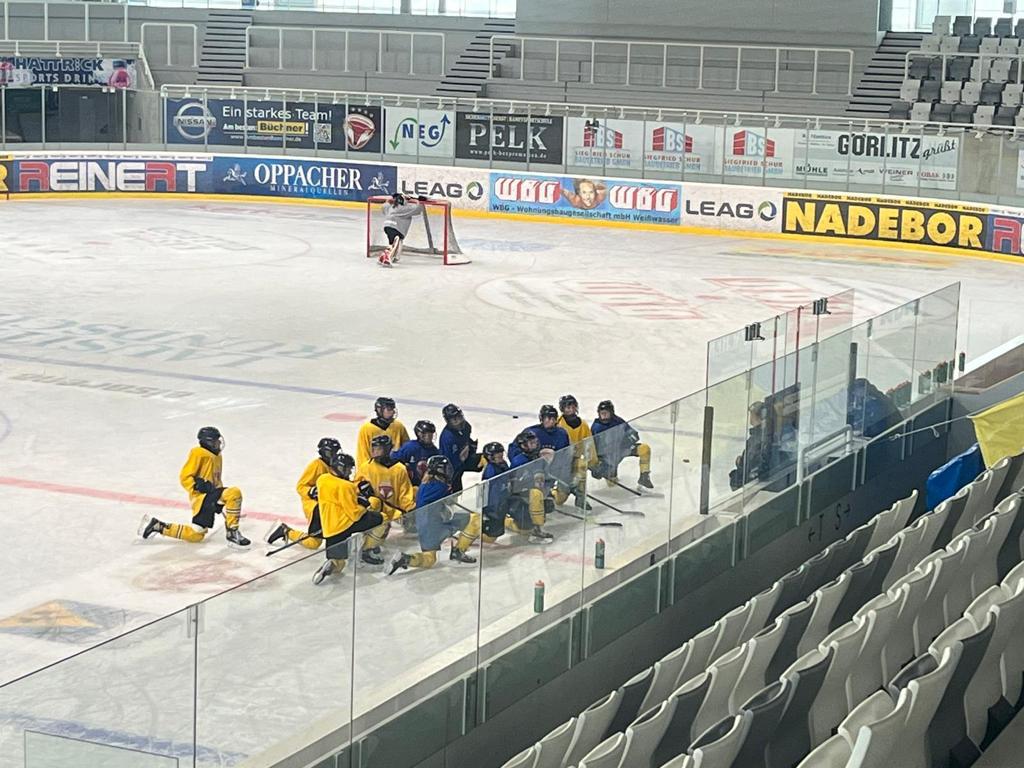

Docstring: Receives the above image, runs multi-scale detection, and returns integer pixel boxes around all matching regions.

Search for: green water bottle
[534,580,545,613]
[595,538,606,569]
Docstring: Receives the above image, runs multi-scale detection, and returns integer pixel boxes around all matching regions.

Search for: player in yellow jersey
[312,451,384,585]
[139,426,251,548]
[355,396,411,467]
[355,434,415,565]
[264,437,341,550]
[557,394,597,512]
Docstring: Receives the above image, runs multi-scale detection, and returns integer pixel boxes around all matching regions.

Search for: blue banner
[166,98,384,153]
[208,156,396,201]
[488,172,681,224]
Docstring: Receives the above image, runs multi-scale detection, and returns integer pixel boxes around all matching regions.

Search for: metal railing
[117,0,515,16]
[245,24,445,74]
[489,35,856,96]
[905,49,1024,83]
[140,21,197,68]
[1,0,130,42]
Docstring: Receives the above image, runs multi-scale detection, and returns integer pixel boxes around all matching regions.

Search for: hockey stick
[266,528,323,557]
[586,492,645,517]
[556,508,623,527]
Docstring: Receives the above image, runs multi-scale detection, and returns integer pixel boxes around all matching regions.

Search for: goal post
[365,195,470,266]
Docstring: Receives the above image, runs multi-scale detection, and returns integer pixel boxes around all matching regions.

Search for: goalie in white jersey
[378,192,425,267]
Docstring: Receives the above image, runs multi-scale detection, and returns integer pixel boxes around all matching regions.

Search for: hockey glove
[357,480,375,498]
[193,477,215,494]
[308,486,319,500]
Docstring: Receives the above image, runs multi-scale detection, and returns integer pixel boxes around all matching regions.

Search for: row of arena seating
[925,15,1024,50]
[500,450,1024,768]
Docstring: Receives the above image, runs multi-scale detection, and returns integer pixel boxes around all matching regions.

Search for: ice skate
[450,543,477,564]
[312,559,335,585]
[529,527,554,544]
[638,472,654,490]
[264,521,288,546]
[138,515,165,540]
[574,492,593,511]
[361,547,385,566]
[377,251,392,268]
[225,527,251,548]
[388,553,411,575]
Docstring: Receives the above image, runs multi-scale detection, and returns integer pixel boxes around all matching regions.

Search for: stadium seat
[962,80,983,104]
[949,56,973,80]
[998,37,1020,54]
[577,732,626,768]
[692,643,749,738]
[994,17,1014,37]
[927,616,995,767]
[912,100,935,122]
[838,689,906,764]
[973,508,1017,597]
[976,104,997,126]
[964,580,1024,743]
[991,59,1013,81]
[802,548,834,598]
[920,34,942,53]
[769,566,807,623]
[882,569,931,682]
[731,616,789,713]
[658,754,692,768]
[799,573,850,656]
[960,34,982,53]
[795,733,849,767]
[830,559,876,631]
[1016,18,1024,38]
[933,15,952,35]
[884,515,937,591]
[621,698,676,767]
[980,36,1001,55]
[996,495,1023,580]
[975,17,994,37]
[940,35,961,53]
[946,529,991,623]
[534,718,577,768]
[846,593,901,709]
[994,105,1018,125]
[649,672,712,765]
[908,56,933,79]
[811,620,868,743]
[971,58,992,80]
[889,101,913,121]
[641,644,693,715]
[680,626,722,686]
[501,745,538,768]
[689,712,750,768]
[731,679,791,767]
[709,602,753,663]
[867,491,918,552]
[564,690,622,767]
[986,456,1014,506]
[771,646,835,767]
[766,599,815,683]
[915,547,963,650]
[894,645,962,768]
[739,581,783,644]
[608,667,654,736]
[953,15,973,36]
[999,564,1024,708]
[933,486,969,549]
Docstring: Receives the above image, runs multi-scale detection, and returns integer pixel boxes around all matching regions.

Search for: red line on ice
[0,476,303,525]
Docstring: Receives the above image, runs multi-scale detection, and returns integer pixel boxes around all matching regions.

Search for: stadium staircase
[197,10,253,86]
[435,17,515,97]
[846,31,925,118]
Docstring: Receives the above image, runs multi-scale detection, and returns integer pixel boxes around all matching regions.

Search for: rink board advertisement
[781,192,991,252]
[3,155,212,193]
[489,172,681,224]
[165,98,383,153]
[209,156,396,201]
[0,56,140,88]
[680,184,782,233]
[455,112,564,165]
[383,108,455,159]
[397,165,487,210]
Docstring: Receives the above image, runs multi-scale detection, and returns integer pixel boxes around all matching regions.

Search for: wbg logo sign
[172,102,217,141]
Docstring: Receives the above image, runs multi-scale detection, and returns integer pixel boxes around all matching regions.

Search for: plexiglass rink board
[25,731,179,768]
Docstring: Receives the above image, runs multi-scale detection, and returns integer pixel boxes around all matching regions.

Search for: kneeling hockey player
[378,192,426,267]
[356,396,411,468]
[356,434,415,565]
[388,456,481,574]
[265,437,341,550]
[481,441,553,544]
[311,451,384,585]
[591,400,654,491]
[392,419,440,487]
[139,426,251,548]
[439,403,484,492]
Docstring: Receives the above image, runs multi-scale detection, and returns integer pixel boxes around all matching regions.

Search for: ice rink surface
[1,198,1021,766]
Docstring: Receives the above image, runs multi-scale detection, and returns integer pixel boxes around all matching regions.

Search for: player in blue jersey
[591,400,654,491]
[480,441,552,544]
[506,430,555,542]
[387,456,482,574]
[508,404,576,507]
[439,403,484,492]
[392,419,441,487]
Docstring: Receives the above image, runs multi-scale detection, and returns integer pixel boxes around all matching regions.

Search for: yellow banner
[969,391,1024,467]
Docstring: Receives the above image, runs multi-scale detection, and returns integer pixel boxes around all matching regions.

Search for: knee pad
[416,550,438,569]
[220,486,243,512]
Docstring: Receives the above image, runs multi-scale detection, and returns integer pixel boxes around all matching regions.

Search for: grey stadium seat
[953,15,972,36]
[995,17,1014,37]
[770,646,835,768]
[980,36,1001,55]
[649,672,712,764]
[920,34,942,53]
[940,35,961,53]
[999,37,1020,55]
[533,719,576,768]
[908,57,933,79]
[960,34,981,53]
[731,679,791,767]
[994,105,1018,125]
[933,15,951,35]
[980,82,1003,105]
[975,104,995,128]
[689,712,751,768]
[974,17,993,37]
[911,102,935,122]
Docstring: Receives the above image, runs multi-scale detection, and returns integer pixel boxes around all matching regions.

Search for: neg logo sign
[173,102,217,141]
[685,199,778,222]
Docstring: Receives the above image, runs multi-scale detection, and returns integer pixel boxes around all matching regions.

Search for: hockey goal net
[365,195,470,266]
